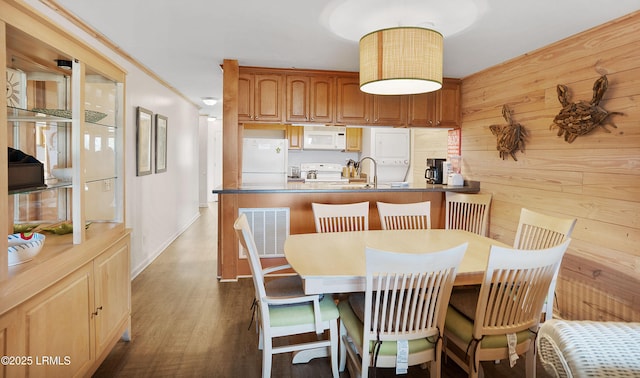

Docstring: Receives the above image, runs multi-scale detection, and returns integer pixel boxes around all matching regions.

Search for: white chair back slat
[377,201,431,230]
[445,193,492,236]
[312,202,369,233]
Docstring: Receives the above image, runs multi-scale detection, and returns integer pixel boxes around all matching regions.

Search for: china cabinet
[1,1,130,376]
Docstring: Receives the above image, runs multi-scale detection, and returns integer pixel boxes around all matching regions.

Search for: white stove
[300,163,348,183]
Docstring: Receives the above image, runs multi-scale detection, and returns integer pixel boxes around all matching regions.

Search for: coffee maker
[425,158,446,184]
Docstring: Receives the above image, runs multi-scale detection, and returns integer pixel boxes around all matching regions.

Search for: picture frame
[136,107,153,176]
[155,114,168,173]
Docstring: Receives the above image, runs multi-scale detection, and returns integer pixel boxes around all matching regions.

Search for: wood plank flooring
[93,203,552,378]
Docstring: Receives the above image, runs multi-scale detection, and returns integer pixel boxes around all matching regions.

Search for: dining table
[284,228,511,295]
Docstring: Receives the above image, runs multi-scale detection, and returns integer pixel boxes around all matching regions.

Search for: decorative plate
[31,108,108,123]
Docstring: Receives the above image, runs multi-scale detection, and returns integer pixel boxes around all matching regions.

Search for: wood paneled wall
[460,11,640,321]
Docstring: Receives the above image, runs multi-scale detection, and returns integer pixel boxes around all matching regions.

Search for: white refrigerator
[242,138,288,185]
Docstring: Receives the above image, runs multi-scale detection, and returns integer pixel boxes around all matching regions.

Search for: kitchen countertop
[212,180,480,194]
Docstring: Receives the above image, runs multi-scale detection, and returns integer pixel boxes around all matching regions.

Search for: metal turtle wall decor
[489,104,527,161]
[551,75,623,143]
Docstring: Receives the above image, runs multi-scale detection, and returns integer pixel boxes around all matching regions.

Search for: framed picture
[136,107,153,176]
[155,114,168,173]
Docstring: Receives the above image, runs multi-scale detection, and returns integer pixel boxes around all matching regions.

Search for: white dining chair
[514,208,576,321]
[234,214,339,378]
[312,201,369,233]
[376,201,431,230]
[445,192,492,236]
[338,243,467,378]
[444,239,571,378]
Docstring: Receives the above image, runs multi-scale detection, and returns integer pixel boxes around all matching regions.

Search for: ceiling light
[202,97,218,106]
[359,27,443,95]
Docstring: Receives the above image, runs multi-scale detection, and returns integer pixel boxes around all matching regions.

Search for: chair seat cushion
[339,299,435,356]
[264,275,305,297]
[445,305,534,349]
[448,285,480,320]
[269,295,338,327]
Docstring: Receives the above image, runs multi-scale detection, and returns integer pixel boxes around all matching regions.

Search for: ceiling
[52,0,639,118]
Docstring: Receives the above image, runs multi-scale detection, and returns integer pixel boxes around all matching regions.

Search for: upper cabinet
[335,75,406,126]
[238,72,284,122]
[438,78,461,127]
[2,5,126,280]
[238,67,460,129]
[286,75,334,123]
[407,78,461,127]
[336,76,369,124]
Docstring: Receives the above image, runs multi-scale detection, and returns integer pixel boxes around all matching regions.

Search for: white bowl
[51,168,73,181]
[7,233,45,266]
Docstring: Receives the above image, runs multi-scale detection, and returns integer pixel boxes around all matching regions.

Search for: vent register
[238,208,290,258]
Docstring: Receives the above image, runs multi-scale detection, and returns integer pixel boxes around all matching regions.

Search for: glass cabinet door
[6,25,124,249]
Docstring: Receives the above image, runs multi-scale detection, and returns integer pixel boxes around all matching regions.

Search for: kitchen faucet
[357,156,377,188]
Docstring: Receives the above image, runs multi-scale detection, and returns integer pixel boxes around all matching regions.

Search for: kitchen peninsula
[214,181,479,279]
[217,59,467,280]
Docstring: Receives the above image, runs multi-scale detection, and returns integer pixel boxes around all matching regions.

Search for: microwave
[303,126,346,150]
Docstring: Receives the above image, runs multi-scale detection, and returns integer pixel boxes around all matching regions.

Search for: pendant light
[359,26,443,95]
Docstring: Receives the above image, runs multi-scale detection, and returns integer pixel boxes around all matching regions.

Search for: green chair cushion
[444,305,534,349]
[448,285,480,320]
[338,300,436,356]
[269,295,338,327]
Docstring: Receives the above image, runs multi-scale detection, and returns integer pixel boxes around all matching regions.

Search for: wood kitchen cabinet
[286,75,334,123]
[346,127,363,151]
[371,95,406,125]
[407,78,461,127]
[439,78,461,127]
[237,67,460,128]
[336,76,370,124]
[238,72,284,122]
[336,75,406,125]
[286,125,304,150]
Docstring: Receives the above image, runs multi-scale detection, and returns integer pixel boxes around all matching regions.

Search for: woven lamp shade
[359,27,443,95]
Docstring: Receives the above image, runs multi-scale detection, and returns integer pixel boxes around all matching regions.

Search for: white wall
[27,1,202,278]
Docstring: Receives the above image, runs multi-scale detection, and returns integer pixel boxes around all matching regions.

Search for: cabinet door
[94,239,131,356]
[286,75,310,122]
[0,310,23,378]
[254,74,283,122]
[23,264,95,378]
[346,127,362,151]
[407,91,439,127]
[238,73,255,121]
[309,76,334,123]
[286,125,304,150]
[238,73,254,121]
[336,76,369,124]
[371,95,406,125]
[439,79,461,127]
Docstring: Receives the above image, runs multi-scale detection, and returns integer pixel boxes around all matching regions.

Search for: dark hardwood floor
[93,203,552,377]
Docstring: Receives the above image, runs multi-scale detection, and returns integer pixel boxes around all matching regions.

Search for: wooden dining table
[284,229,511,295]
